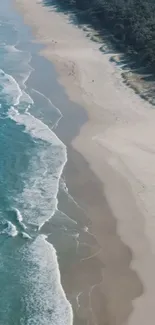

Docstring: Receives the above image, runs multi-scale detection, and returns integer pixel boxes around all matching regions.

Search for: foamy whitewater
[0,1,73,324]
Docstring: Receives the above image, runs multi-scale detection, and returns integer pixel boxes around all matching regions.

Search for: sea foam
[0,25,72,324]
[1,221,18,237]
[12,207,27,230]
[21,232,32,240]
[0,68,22,106]
[1,44,67,229]
[20,235,73,325]
[8,106,67,228]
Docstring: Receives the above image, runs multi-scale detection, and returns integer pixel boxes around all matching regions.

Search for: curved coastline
[13,0,155,324]
[0,3,73,323]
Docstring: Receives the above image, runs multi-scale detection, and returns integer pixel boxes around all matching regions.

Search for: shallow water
[0,1,73,323]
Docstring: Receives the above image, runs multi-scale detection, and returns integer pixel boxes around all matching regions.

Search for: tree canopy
[47,0,155,70]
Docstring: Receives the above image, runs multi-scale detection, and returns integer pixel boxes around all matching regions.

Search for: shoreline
[14,0,155,324]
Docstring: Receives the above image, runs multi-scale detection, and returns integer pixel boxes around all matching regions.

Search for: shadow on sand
[41,0,155,104]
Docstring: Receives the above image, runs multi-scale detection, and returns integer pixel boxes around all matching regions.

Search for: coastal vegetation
[45,0,155,71]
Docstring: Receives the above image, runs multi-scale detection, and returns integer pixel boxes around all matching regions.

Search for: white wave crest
[8,107,67,228]
[1,221,18,237]
[2,44,33,90]
[0,69,22,106]
[8,106,66,146]
[12,207,27,230]
[20,235,73,325]
[21,232,32,240]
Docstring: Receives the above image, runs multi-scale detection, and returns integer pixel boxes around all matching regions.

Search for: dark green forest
[45,0,155,71]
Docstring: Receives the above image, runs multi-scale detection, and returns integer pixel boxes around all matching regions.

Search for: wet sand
[61,148,143,325]
[25,46,142,324]
[14,0,155,324]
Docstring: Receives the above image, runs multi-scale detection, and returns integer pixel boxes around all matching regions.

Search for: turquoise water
[0,1,73,324]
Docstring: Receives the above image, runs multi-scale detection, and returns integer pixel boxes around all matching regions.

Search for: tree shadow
[41,0,155,105]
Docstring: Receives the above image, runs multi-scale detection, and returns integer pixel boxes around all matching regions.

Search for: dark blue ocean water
[0,1,73,324]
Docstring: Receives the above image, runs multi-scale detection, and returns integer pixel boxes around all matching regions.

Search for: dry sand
[14,0,155,324]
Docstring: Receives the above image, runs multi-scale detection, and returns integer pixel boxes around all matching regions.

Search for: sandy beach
[14,0,155,324]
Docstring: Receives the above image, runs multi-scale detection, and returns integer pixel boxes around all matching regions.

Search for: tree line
[46,0,155,71]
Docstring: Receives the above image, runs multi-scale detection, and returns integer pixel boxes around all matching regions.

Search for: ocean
[0,0,74,323]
